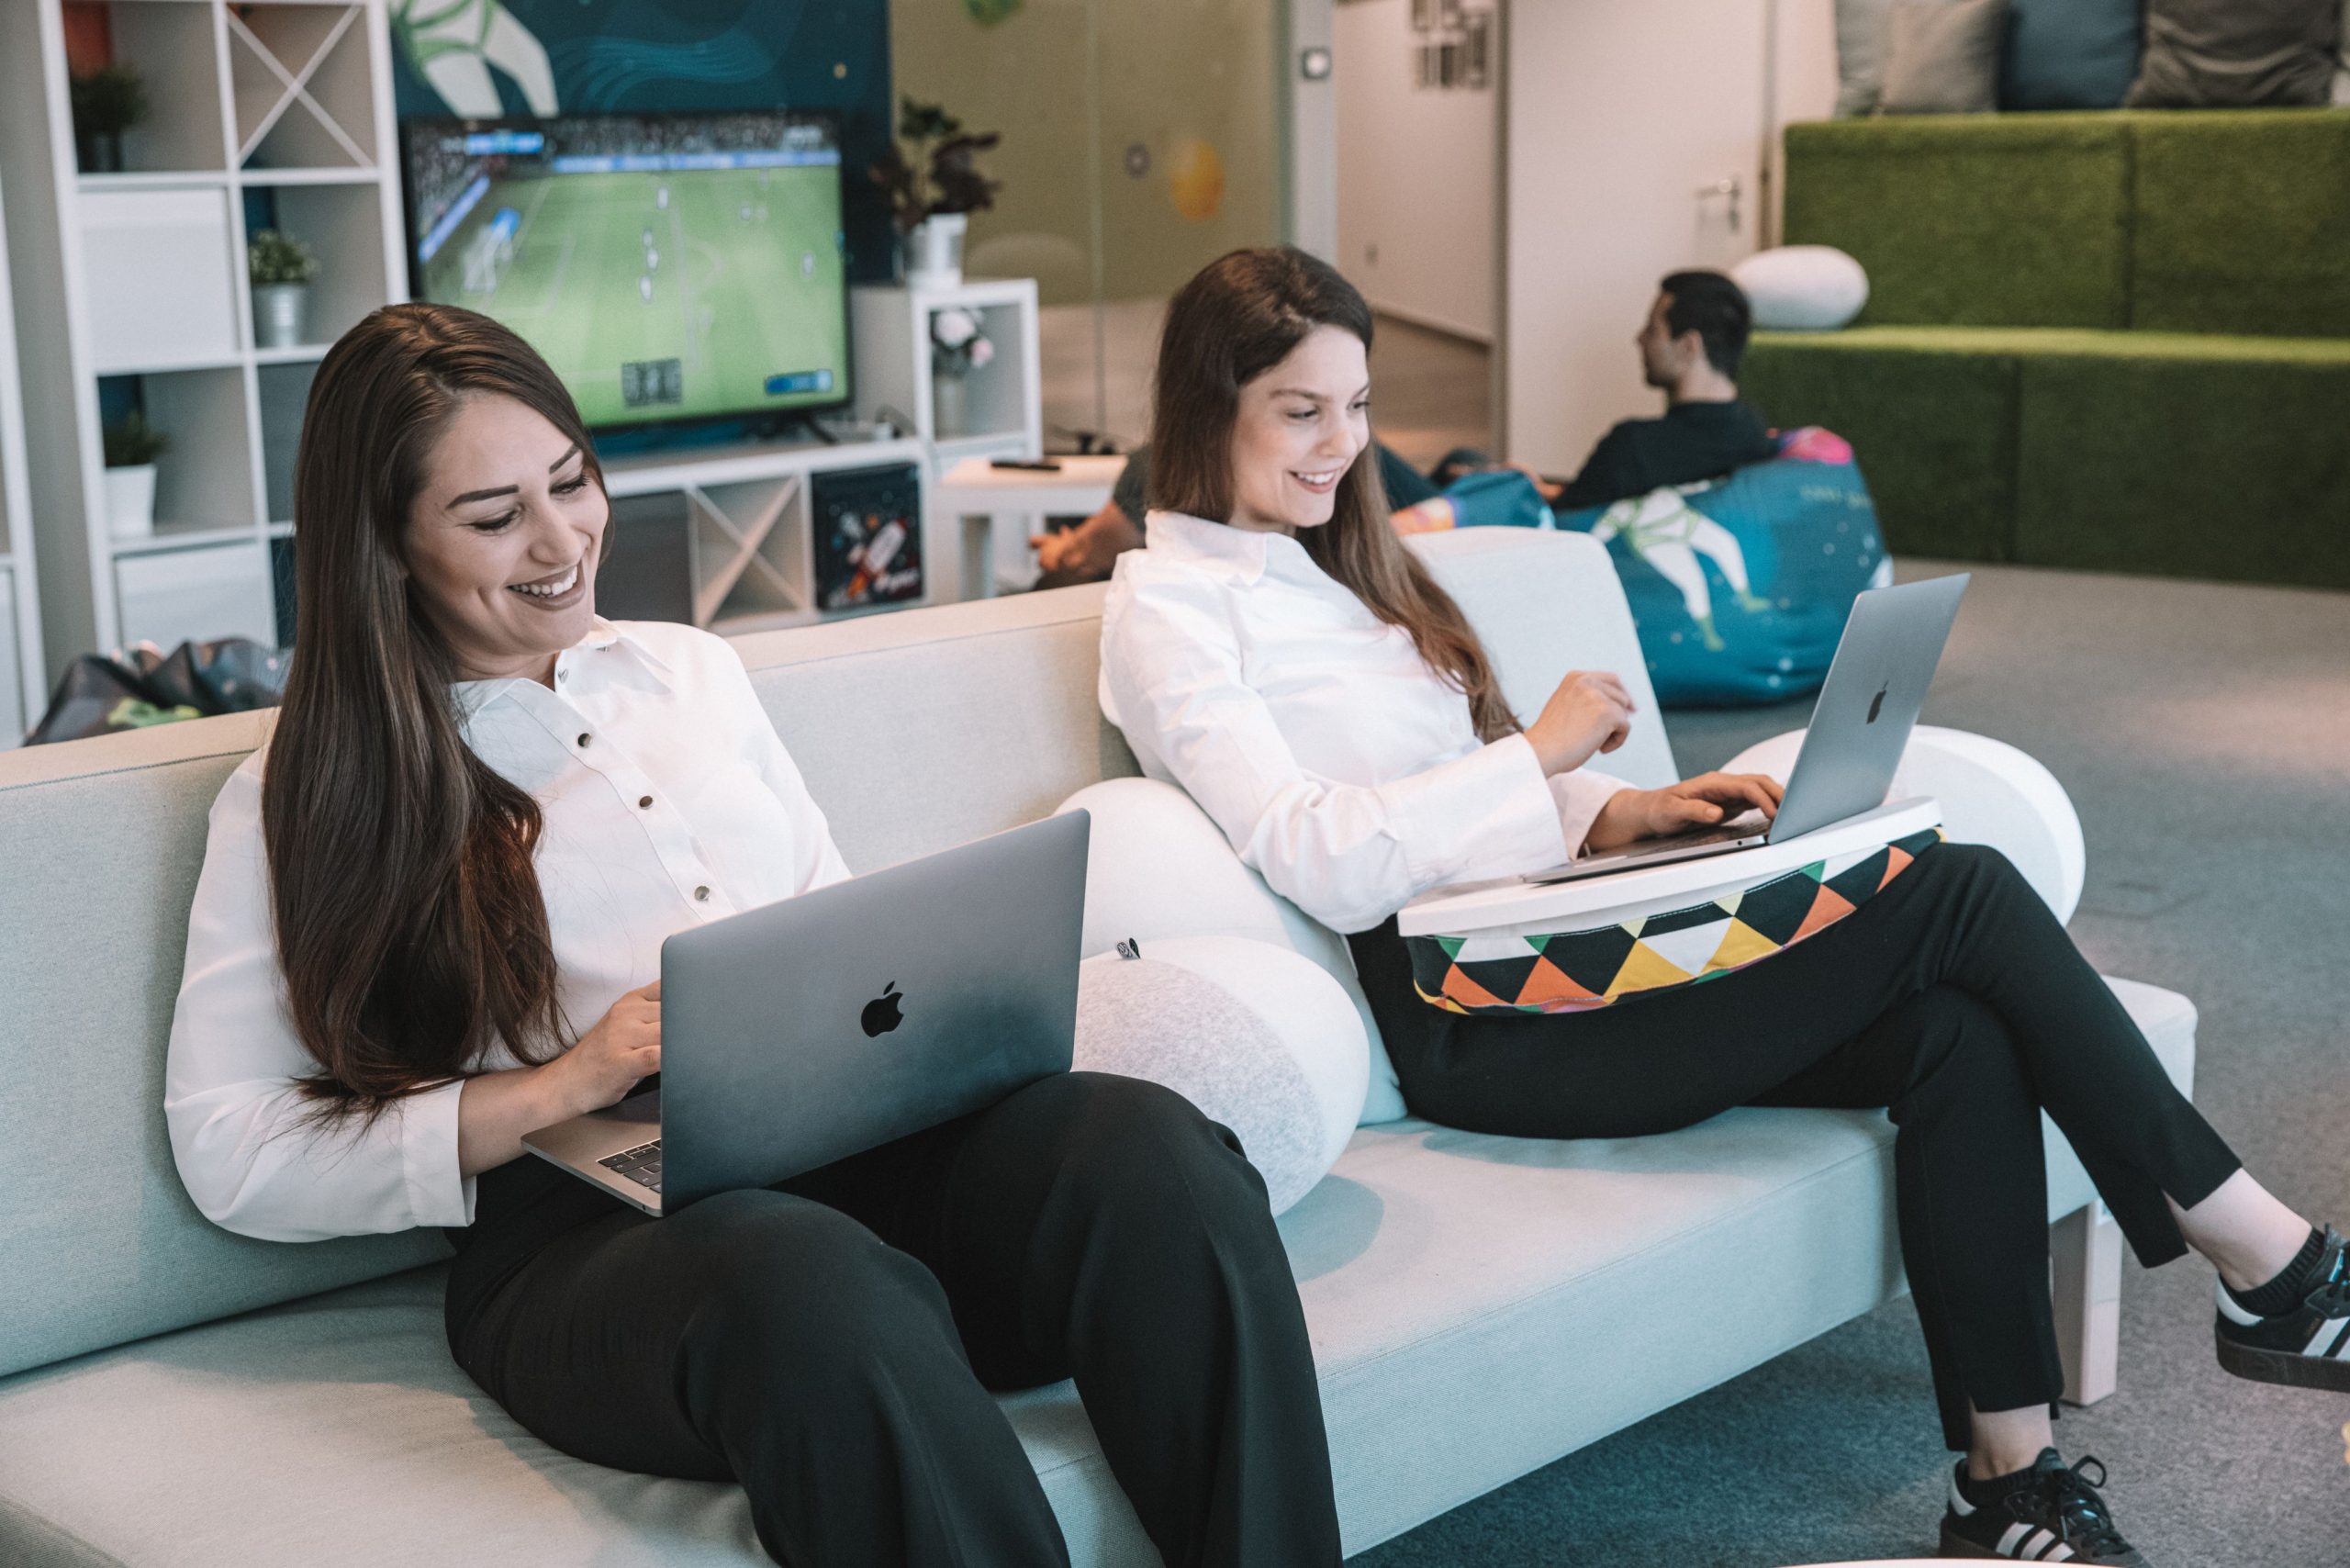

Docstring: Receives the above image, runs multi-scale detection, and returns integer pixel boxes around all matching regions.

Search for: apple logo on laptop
[860,982,904,1037]
[1866,684,1888,724]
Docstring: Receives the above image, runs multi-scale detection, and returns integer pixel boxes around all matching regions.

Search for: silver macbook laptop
[1525,573,1969,886]
[523,811,1090,1215]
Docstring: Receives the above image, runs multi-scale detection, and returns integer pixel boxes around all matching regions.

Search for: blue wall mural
[387,1,895,282]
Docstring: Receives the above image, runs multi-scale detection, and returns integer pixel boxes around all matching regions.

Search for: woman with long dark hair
[1098,247,2344,1564]
[164,302,1342,1567]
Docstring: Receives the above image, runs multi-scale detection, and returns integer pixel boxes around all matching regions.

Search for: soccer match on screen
[405,112,851,430]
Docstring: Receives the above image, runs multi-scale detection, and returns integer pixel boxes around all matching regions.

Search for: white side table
[930,454,1126,601]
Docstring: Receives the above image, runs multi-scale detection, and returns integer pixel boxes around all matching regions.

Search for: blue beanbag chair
[1551,429,1888,707]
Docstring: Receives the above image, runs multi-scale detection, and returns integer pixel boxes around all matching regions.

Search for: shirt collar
[1145,509,1326,588]
[453,618,675,718]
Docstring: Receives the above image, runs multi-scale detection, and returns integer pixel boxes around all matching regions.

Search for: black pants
[1348,842,2244,1450]
[444,1072,1341,1567]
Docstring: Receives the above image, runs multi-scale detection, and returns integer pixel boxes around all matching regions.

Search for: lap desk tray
[0,531,2193,1566]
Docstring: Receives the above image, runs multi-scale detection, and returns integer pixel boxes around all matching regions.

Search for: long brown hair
[1148,247,1516,740]
[263,303,604,1118]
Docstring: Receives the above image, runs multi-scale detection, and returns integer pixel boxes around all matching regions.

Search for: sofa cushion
[0,978,2195,1567]
[1878,0,2012,116]
[1781,117,2132,329]
[2130,108,2350,337]
[2125,0,2340,108]
[2000,0,2143,110]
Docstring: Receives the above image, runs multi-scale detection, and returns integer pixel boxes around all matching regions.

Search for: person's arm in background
[1035,445,1150,583]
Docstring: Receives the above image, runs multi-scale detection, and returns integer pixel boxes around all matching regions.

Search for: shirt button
[576,733,591,748]
[694,886,711,902]
[638,795,654,809]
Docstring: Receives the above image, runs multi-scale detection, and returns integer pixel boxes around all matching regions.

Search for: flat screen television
[401,110,852,434]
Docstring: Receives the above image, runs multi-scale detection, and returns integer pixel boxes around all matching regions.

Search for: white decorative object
[1721,723,2087,922]
[908,211,968,288]
[1730,245,1871,331]
[1075,935,1367,1214]
[104,464,158,541]
[1056,776,1409,1124]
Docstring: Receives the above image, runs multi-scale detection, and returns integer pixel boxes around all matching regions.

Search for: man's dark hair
[1660,270,1753,379]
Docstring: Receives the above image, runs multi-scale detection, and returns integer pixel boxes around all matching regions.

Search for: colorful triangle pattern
[1407,828,1945,1017]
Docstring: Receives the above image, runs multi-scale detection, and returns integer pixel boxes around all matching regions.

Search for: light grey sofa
[0,529,2189,1565]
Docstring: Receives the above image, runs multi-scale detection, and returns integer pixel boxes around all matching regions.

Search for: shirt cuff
[1384,732,1573,890]
[1550,768,1634,858]
[399,1078,476,1229]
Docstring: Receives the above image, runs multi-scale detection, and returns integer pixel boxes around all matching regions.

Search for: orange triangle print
[1877,845,1914,890]
[1515,958,1600,1008]
[1792,882,1857,941]
[1439,965,1515,1011]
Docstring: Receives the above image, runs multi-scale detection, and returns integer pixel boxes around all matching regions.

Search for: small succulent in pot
[249,230,320,350]
[70,63,148,174]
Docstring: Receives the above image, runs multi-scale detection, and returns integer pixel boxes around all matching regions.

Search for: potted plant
[928,308,997,438]
[69,63,148,174]
[103,411,168,542]
[248,230,320,350]
[870,97,1001,288]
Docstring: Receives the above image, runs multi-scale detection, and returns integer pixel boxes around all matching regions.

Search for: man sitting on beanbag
[1540,269,1781,511]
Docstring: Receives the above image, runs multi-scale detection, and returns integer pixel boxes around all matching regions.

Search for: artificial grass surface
[1772,110,2350,589]
[1782,117,2132,329]
[1748,328,2350,587]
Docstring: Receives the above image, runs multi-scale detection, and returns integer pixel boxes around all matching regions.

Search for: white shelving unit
[0,0,405,674]
[851,277,1046,593]
[0,167,45,746]
[600,434,934,633]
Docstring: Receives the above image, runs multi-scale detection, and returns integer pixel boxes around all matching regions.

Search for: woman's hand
[1584,773,1785,854]
[547,980,663,1119]
[1525,670,1634,776]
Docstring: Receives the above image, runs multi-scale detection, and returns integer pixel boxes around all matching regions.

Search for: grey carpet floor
[1355,560,2350,1567]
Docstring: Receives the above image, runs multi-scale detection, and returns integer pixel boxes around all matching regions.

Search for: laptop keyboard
[598,1139,663,1193]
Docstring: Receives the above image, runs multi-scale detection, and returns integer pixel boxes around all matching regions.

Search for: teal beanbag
[1553,430,1889,707]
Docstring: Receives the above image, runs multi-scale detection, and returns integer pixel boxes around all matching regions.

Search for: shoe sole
[2217,1330,2350,1393]
[1937,1522,2006,1558]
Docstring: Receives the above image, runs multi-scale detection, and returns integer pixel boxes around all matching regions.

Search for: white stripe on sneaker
[2215,1280,2264,1327]
[2043,1542,2076,1562]
[2300,1315,2350,1357]
[1998,1522,2036,1555]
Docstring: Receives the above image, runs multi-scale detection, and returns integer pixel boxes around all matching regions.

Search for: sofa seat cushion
[1745,327,2350,585]
[0,979,2193,1568]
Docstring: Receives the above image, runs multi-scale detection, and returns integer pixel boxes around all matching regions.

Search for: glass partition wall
[891,0,1284,451]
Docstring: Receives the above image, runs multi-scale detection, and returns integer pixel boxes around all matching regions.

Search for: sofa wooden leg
[2052,1201,2122,1406]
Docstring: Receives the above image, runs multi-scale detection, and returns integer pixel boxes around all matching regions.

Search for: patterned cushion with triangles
[1407,828,1946,1016]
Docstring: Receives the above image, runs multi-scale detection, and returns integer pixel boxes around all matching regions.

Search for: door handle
[1695,176,1743,233]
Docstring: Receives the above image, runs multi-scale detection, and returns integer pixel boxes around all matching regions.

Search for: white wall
[1335,0,1497,342]
[1500,0,1836,472]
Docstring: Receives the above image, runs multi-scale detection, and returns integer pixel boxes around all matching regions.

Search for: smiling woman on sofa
[1096,246,2347,1566]
[161,302,1341,1568]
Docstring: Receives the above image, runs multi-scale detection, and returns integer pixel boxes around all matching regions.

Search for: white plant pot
[105,464,158,541]
[907,213,967,289]
[252,283,310,350]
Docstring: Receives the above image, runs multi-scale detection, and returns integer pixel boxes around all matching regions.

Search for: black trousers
[1348,842,2244,1450]
[443,1071,1341,1568]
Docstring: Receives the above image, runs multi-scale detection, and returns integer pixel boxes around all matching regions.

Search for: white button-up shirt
[1099,510,1629,935]
[164,619,849,1243]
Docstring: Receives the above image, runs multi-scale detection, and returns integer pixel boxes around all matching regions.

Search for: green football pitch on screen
[421,164,848,427]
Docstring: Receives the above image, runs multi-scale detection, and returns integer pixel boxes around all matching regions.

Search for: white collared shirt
[1099,510,1630,935]
[164,619,850,1242]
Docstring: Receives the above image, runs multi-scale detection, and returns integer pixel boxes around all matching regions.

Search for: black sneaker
[1938,1450,2149,1564]
[2214,1225,2350,1392]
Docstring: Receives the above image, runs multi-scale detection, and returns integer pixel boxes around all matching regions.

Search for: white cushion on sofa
[1076,936,1368,1213]
[1731,245,1871,330]
[1057,777,1407,1124]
